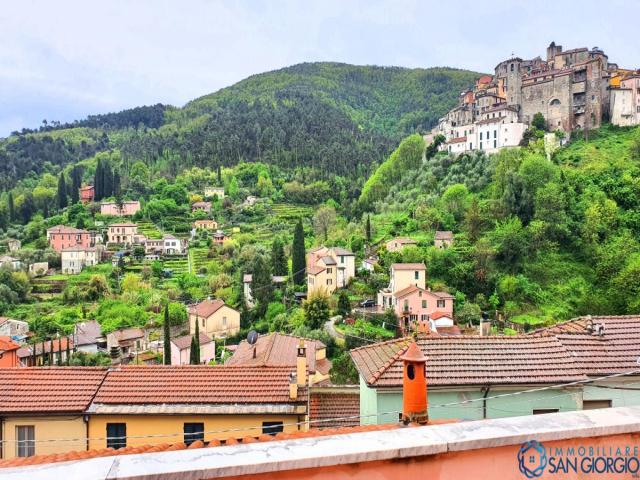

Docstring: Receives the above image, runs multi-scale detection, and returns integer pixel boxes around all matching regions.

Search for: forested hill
[0,62,481,190]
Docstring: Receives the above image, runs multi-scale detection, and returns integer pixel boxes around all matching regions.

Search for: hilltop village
[430,42,640,154]
[0,41,640,477]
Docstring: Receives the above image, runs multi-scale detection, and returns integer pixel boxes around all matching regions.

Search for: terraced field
[189,248,210,273]
[270,203,313,220]
[163,256,189,275]
[137,221,163,239]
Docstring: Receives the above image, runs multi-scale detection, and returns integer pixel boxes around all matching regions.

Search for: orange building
[79,185,95,204]
[0,337,19,367]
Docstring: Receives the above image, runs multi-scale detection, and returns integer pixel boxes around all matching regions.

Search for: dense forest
[0,62,480,191]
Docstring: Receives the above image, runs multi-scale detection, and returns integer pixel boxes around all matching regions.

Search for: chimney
[400,341,428,424]
[296,339,307,387]
[289,372,298,400]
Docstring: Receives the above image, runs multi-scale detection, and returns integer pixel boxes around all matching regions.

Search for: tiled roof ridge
[261,332,278,365]
[349,336,411,353]
[368,342,411,385]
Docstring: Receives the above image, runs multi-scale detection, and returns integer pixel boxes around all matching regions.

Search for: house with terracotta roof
[106,327,147,361]
[100,201,141,217]
[213,230,229,245]
[60,246,100,274]
[0,337,20,367]
[17,337,73,367]
[6,238,21,252]
[170,332,215,365]
[106,223,142,246]
[434,231,454,248]
[0,367,107,459]
[307,246,355,295]
[193,218,218,231]
[73,320,103,354]
[384,237,417,253]
[189,299,240,339]
[191,201,212,213]
[309,385,360,428]
[46,225,92,252]
[226,332,331,386]
[79,185,94,203]
[376,263,454,332]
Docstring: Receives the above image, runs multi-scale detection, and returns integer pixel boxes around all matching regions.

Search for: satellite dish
[247,330,259,345]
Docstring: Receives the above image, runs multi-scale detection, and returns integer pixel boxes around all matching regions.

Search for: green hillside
[362,124,640,327]
[0,63,480,190]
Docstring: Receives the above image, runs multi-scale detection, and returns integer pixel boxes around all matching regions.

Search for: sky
[0,0,638,137]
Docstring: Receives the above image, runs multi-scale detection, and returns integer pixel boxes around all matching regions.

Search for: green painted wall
[360,379,584,424]
[583,377,640,408]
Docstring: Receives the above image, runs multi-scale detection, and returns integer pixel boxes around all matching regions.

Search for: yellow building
[306,246,355,295]
[193,219,218,231]
[188,299,240,339]
[86,365,307,449]
[0,364,310,458]
[0,367,108,459]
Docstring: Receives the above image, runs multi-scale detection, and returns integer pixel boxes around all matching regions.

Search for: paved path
[324,316,344,340]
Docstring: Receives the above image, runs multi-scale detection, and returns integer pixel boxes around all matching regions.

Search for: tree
[163,304,171,365]
[271,238,288,276]
[303,291,330,329]
[20,192,35,223]
[190,320,201,365]
[313,205,337,241]
[365,214,371,244]
[251,255,273,318]
[57,172,68,210]
[532,112,547,131]
[292,220,306,285]
[7,192,14,221]
[330,352,359,384]
[70,166,82,204]
[337,290,351,317]
[456,302,482,325]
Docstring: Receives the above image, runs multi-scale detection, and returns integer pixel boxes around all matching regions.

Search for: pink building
[393,285,454,333]
[170,332,215,365]
[79,185,94,204]
[100,201,141,216]
[46,225,92,253]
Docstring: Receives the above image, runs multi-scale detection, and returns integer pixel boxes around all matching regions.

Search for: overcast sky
[0,0,638,137]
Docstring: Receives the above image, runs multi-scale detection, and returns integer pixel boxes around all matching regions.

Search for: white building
[0,255,22,271]
[610,76,640,127]
[61,247,100,274]
[163,235,186,255]
[0,317,29,340]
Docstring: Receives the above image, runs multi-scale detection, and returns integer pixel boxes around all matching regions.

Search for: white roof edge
[5,407,640,479]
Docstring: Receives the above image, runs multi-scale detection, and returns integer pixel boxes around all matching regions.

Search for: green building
[351,315,640,424]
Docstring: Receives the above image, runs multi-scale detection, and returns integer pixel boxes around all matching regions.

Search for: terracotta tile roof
[0,423,413,470]
[447,136,467,144]
[527,315,640,376]
[171,332,212,350]
[109,222,138,227]
[330,247,354,256]
[188,299,226,318]
[111,327,144,342]
[394,285,422,298]
[350,335,586,387]
[92,365,304,405]
[475,117,505,125]
[391,263,426,271]
[309,387,360,428]
[17,337,73,358]
[434,325,462,336]
[435,231,453,240]
[0,367,108,413]
[431,291,455,299]
[431,311,452,320]
[46,225,88,234]
[226,333,329,374]
[387,237,417,245]
[74,320,102,347]
[307,266,325,275]
[320,256,337,265]
[0,336,20,352]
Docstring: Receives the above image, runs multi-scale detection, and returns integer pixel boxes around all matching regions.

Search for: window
[583,400,612,410]
[184,423,204,445]
[326,279,332,285]
[407,364,415,380]
[202,318,205,328]
[480,132,483,140]
[637,106,640,113]
[494,140,497,148]
[494,130,497,139]
[510,63,514,72]
[550,98,561,106]
[222,316,227,326]
[327,268,332,274]
[414,271,419,280]
[106,423,126,450]
[340,255,345,263]
[469,142,473,150]
[262,421,284,436]
[437,299,445,308]
[403,300,409,312]
[420,314,428,321]
[16,426,35,458]
[422,300,427,308]
[532,409,559,415]
[480,142,483,150]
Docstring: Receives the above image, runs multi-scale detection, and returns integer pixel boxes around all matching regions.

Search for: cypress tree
[190,320,201,365]
[95,158,104,200]
[43,201,49,219]
[71,166,81,204]
[113,170,121,199]
[57,172,68,209]
[104,164,114,198]
[292,220,306,285]
[251,255,274,318]
[163,304,171,365]
[7,192,14,221]
[217,164,222,184]
[21,192,35,224]
[271,238,288,276]
[366,214,372,243]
